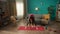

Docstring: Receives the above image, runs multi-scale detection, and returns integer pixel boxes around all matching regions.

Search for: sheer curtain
[16,0,24,19]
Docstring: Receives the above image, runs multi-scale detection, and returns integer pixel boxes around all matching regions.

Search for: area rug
[18,26,45,31]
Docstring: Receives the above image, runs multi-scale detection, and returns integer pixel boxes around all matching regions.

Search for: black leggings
[29,19,35,25]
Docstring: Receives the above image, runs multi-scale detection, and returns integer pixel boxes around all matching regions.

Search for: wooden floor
[0,30,57,34]
[0,19,60,34]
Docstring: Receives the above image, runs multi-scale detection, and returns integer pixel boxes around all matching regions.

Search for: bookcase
[0,1,10,26]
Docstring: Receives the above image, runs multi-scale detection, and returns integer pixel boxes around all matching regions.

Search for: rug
[18,26,45,31]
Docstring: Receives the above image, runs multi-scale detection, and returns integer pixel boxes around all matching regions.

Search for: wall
[27,0,58,14]
[16,0,24,19]
[27,0,58,20]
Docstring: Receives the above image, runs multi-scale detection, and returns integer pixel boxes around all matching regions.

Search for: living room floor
[0,19,60,34]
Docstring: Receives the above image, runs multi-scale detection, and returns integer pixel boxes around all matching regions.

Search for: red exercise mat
[18,26,45,31]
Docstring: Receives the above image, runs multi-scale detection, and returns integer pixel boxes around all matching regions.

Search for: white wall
[16,0,24,19]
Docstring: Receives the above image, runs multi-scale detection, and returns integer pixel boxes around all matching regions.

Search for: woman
[29,14,35,25]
